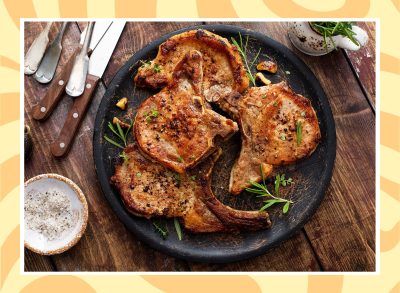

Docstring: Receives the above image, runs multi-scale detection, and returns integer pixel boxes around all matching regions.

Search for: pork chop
[135,50,238,174]
[111,144,271,233]
[229,82,321,195]
[134,29,249,114]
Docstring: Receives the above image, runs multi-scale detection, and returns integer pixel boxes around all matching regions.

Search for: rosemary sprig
[104,118,133,149]
[246,166,293,214]
[231,32,261,86]
[296,121,302,146]
[151,219,168,240]
[309,22,359,51]
[174,218,183,240]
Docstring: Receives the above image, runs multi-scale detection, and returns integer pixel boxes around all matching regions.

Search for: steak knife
[31,21,112,121]
[50,21,126,157]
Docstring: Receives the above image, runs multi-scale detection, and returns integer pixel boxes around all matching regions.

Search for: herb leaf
[119,151,129,164]
[296,121,302,145]
[174,218,183,240]
[231,32,260,86]
[283,202,290,214]
[104,135,124,149]
[152,219,168,239]
[309,22,360,52]
[104,118,133,149]
[246,167,294,214]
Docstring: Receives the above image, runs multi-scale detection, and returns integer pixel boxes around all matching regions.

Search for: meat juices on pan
[134,29,249,116]
[229,82,321,195]
[111,145,271,232]
[135,50,239,174]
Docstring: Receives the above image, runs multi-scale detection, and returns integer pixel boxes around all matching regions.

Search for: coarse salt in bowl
[24,174,88,255]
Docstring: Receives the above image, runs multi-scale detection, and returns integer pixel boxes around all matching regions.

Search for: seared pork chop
[230,82,321,195]
[135,50,238,174]
[111,145,271,232]
[134,29,249,114]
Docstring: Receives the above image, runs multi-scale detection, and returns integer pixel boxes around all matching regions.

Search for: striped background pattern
[0,0,399,292]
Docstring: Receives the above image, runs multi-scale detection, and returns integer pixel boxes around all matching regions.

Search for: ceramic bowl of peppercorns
[24,174,89,255]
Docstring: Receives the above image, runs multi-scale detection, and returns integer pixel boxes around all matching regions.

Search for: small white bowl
[24,174,89,255]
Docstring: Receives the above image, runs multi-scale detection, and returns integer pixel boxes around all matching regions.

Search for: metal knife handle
[24,22,52,75]
[65,22,95,97]
[34,22,68,84]
[50,74,100,157]
[31,46,81,121]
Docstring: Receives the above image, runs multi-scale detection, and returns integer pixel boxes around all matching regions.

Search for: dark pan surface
[93,24,336,263]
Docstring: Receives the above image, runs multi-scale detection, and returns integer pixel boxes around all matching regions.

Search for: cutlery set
[25,21,126,157]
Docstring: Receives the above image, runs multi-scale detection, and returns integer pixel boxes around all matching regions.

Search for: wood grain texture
[345,22,376,107]
[24,22,375,271]
[24,249,54,272]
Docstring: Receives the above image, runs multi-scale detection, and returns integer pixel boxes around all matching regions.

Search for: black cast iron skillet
[93,24,336,263]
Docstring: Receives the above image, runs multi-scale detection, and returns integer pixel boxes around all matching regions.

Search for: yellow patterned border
[1,0,398,292]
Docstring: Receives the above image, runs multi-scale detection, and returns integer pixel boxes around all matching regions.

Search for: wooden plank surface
[345,22,376,108]
[24,21,375,271]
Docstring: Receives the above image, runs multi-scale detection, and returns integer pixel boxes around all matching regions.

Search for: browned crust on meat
[134,29,249,114]
[111,145,270,233]
[134,50,238,174]
[229,82,321,195]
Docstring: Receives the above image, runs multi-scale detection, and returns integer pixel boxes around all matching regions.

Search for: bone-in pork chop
[230,82,321,195]
[134,29,249,114]
[111,145,271,233]
[135,50,238,174]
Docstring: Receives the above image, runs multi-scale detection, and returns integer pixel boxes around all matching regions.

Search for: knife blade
[31,21,112,121]
[50,21,126,157]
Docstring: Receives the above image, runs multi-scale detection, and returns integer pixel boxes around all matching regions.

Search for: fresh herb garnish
[280,134,286,141]
[119,151,129,164]
[136,172,142,177]
[301,111,306,117]
[273,101,278,107]
[177,156,184,163]
[152,219,168,239]
[153,63,162,73]
[274,174,293,196]
[246,166,293,214]
[309,22,360,51]
[144,109,159,122]
[174,218,183,240]
[104,119,133,149]
[189,175,197,181]
[139,60,151,68]
[231,32,261,86]
[296,121,302,145]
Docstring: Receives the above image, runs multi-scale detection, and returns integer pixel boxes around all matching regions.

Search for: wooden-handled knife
[31,21,113,121]
[50,21,126,157]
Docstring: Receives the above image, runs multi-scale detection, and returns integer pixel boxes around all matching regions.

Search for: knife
[50,21,126,157]
[24,22,53,75]
[34,22,68,84]
[31,21,112,121]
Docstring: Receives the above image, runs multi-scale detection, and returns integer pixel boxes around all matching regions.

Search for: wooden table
[24,22,376,272]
